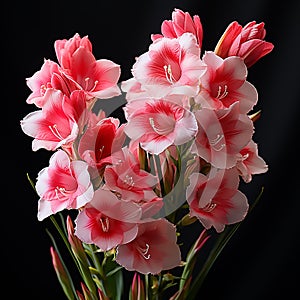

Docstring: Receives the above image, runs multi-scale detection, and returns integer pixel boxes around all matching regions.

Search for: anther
[164,64,176,84]
[138,243,151,260]
[99,217,110,232]
[49,124,64,140]
[216,85,228,99]
[203,201,217,212]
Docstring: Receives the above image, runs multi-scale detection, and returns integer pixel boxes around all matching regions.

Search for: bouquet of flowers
[20,8,274,300]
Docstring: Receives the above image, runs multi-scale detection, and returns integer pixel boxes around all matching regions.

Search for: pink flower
[192,102,254,169]
[129,33,206,98]
[20,89,87,152]
[186,168,249,232]
[115,218,181,274]
[25,59,78,108]
[195,51,258,114]
[214,21,274,68]
[36,149,94,221]
[54,33,93,69]
[151,8,203,48]
[236,139,268,183]
[104,147,158,202]
[54,33,121,100]
[78,117,125,178]
[74,189,142,251]
[124,98,198,155]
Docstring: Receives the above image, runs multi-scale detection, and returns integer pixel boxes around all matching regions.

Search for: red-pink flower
[124,98,198,155]
[54,33,121,100]
[115,218,181,274]
[74,189,142,251]
[236,139,268,183]
[20,89,87,152]
[186,168,249,232]
[192,102,254,169]
[151,8,203,48]
[214,21,274,68]
[129,33,206,98]
[36,149,94,221]
[78,117,125,178]
[195,51,258,114]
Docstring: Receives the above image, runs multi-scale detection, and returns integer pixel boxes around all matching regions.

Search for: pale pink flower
[78,117,126,178]
[214,21,274,68]
[236,139,268,183]
[130,33,206,98]
[186,167,249,232]
[74,189,142,251]
[115,218,181,274]
[36,149,94,221]
[20,89,87,152]
[195,51,257,114]
[123,98,198,155]
[54,33,121,100]
[104,147,158,202]
[192,102,254,169]
[151,8,203,48]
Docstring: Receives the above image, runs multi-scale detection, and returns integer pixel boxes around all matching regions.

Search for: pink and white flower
[25,59,78,108]
[126,33,206,99]
[194,51,258,114]
[186,167,249,232]
[115,218,181,274]
[124,98,198,155]
[192,102,254,169]
[36,149,94,221]
[74,189,142,251]
[54,33,122,101]
[104,147,158,202]
[236,139,268,183]
[151,8,203,48]
[20,89,88,152]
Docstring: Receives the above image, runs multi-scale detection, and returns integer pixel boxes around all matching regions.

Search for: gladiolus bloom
[74,189,142,251]
[151,8,203,48]
[214,21,274,68]
[186,168,249,232]
[116,218,181,274]
[36,149,94,221]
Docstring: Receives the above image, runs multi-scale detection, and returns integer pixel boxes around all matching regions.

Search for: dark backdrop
[4,0,299,299]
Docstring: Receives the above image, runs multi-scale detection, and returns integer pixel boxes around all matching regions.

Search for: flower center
[99,216,110,232]
[49,124,64,140]
[84,77,98,92]
[164,64,176,84]
[216,85,228,99]
[149,116,175,136]
[202,201,217,212]
[209,134,225,151]
[123,174,135,189]
[137,243,151,260]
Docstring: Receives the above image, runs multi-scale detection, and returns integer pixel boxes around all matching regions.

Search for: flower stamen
[99,217,110,232]
[216,85,228,99]
[138,243,151,260]
[49,124,64,140]
[164,64,176,84]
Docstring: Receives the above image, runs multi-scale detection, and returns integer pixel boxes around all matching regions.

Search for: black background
[4,0,300,299]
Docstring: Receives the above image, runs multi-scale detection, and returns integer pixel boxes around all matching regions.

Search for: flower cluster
[21,8,273,299]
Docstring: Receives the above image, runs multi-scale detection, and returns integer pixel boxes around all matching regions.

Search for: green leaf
[102,254,124,300]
